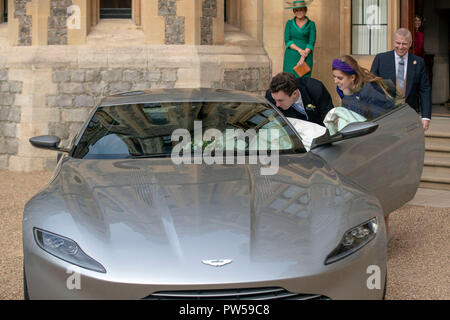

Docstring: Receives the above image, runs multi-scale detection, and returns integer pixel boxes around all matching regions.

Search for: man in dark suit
[371,28,432,131]
[265,72,333,126]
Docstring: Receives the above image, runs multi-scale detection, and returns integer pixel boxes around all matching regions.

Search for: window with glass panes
[351,0,388,55]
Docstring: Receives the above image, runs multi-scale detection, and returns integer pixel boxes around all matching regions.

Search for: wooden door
[400,0,414,33]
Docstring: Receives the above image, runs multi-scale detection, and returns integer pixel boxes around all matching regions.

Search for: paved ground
[0,171,449,300]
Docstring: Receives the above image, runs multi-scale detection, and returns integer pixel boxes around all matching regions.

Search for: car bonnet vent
[143,287,330,300]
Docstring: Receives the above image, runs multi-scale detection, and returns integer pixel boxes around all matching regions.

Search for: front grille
[143,287,330,300]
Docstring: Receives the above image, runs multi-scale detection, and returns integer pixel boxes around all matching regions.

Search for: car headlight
[325,218,378,265]
[34,228,106,273]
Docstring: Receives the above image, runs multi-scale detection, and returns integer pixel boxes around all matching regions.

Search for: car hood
[30,154,379,285]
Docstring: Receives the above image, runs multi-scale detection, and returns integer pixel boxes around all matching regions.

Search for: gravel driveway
[1,171,449,300]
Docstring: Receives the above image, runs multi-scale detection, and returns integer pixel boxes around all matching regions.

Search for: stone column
[240,0,262,44]
[31,0,50,46]
[132,0,141,26]
[200,0,223,45]
[142,0,223,45]
[141,0,166,44]
[88,0,99,28]
[9,0,33,46]
[178,0,202,45]
[9,0,85,46]
[263,0,284,76]
[213,0,225,44]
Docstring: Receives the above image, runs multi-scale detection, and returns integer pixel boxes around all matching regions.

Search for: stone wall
[201,0,217,45]
[48,67,178,149]
[15,0,32,46]
[0,69,23,169]
[48,0,73,45]
[159,0,185,45]
[215,67,271,92]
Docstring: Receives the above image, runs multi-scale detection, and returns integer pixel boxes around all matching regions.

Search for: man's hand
[422,119,430,131]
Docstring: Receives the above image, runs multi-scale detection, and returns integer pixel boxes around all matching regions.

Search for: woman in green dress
[283,0,316,78]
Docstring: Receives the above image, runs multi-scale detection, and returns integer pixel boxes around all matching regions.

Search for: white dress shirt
[292,90,308,120]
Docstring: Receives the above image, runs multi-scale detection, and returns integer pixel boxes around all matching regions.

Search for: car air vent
[143,287,330,300]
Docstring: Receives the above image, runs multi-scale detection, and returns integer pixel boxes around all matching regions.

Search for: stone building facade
[0,0,447,171]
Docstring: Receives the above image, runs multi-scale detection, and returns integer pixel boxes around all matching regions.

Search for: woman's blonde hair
[333,55,392,98]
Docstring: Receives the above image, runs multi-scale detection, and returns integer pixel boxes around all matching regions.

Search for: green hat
[285,0,313,9]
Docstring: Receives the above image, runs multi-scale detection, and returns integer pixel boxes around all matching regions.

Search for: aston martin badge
[202,259,233,267]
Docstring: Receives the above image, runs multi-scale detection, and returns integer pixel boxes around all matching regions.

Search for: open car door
[311,104,424,216]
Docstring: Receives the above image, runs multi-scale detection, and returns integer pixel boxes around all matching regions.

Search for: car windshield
[72,102,304,159]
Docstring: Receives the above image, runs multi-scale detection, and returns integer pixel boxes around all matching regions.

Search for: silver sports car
[23,88,424,300]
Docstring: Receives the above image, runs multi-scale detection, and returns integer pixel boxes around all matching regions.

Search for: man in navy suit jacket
[265,72,333,127]
[371,28,432,131]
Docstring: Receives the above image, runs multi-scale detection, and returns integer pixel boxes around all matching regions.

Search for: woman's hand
[297,49,308,58]
[296,56,306,67]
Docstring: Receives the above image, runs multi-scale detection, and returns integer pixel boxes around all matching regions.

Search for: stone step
[424,155,450,168]
[421,166,450,185]
[224,23,258,47]
[426,131,450,139]
[426,150,450,158]
[419,181,450,191]
[426,117,450,134]
[425,136,450,145]
[425,141,450,152]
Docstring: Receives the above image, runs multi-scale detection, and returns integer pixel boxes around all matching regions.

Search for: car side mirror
[310,122,379,150]
[29,135,70,153]
[339,122,379,139]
